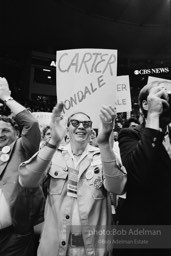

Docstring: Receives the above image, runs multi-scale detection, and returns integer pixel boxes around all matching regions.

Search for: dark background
[0,0,171,115]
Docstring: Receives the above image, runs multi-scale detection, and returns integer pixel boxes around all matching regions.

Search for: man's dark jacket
[118,124,171,224]
[0,110,45,233]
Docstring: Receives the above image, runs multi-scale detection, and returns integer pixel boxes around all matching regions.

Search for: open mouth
[75,132,86,136]
[0,138,6,142]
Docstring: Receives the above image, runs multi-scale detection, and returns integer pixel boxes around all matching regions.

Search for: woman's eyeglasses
[69,119,92,129]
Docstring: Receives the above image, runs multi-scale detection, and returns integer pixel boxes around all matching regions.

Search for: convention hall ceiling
[0,0,171,60]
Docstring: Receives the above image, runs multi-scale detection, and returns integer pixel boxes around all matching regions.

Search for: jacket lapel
[59,144,100,180]
[78,154,92,180]
[63,152,74,168]
[62,151,92,179]
[0,142,16,177]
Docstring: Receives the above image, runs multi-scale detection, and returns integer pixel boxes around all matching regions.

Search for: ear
[142,100,148,111]
[16,131,20,138]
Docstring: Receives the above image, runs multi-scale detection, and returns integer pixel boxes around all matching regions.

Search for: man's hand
[147,85,169,116]
[0,77,11,101]
[97,105,117,145]
[146,84,170,130]
[49,102,67,145]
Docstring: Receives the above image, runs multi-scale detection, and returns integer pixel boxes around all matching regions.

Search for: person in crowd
[41,125,70,147]
[0,77,45,256]
[89,129,98,147]
[122,117,140,129]
[118,80,171,225]
[113,131,118,142]
[115,120,123,132]
[39,125,51,148]
[42,125,51,141]
[19,102,127,256]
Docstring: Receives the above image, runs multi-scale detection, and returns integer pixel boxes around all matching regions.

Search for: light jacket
[19,144,126,256]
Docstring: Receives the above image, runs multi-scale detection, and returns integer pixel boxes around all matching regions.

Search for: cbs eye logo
[134,69,151,75]
[134,70,140,75]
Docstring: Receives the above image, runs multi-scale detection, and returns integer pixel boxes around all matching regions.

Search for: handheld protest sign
[32,112,52,132]
[115,75,132,113]
[148,76,171,91]
[56,48,117,128]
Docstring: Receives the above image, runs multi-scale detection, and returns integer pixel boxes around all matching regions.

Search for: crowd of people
[1,76,171,256]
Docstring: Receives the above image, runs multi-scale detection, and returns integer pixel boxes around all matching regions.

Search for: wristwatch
[3,96,14,104]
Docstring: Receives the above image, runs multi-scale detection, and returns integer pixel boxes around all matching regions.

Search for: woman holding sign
[18,102,127,256]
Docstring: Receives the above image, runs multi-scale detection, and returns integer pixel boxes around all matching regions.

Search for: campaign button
[94,178,102,189]
[63,167,68,172]
[0,153,10,162]
[86,169,94,180]
[2,146,11,154]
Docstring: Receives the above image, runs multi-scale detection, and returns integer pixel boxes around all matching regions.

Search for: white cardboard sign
[115,75,132,113]
[32,112,52,131]
[148,76,171,91]
[56,48,117,128]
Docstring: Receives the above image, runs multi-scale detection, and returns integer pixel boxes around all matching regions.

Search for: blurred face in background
[44,128,51,141]
[113,131,118,141]
[42,126,51,141]
[89,129,98,147]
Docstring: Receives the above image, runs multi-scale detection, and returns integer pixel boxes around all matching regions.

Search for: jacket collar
[58,143,100,180]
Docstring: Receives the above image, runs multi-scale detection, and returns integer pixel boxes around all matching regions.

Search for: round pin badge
[0,153,10,162]
[86,169,94,180]
[2,146,11,154]
[94,177,102,189]
[63,167,68,172]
